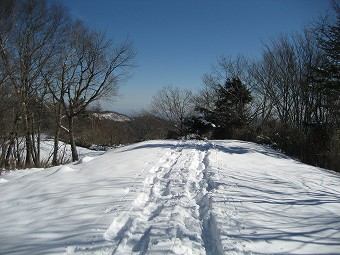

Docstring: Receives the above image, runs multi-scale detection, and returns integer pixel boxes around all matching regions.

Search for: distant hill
[89,111,131,122]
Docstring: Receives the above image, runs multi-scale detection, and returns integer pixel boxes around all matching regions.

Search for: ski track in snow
[101,140,223,255]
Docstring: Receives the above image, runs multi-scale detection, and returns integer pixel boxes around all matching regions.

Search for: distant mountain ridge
[90,111,131,122]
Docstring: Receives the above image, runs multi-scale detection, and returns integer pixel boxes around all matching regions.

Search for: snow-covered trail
[79,140,340,255]
[1,140,340,255]
[103,141,212,254]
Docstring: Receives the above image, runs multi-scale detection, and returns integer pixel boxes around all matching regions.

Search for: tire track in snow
[104,141,219,255]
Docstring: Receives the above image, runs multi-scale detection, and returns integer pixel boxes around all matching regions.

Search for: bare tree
[0,0,135,166]
[312,1,340,125]
[0,0,67,167]
[151,86,194,136]
[46,20,135,161]
[251,31,325,128]
[197,55,252,110]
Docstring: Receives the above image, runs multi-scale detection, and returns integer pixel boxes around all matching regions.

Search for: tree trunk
[68,115,78,161]
[52,106,62,165]
[22,101,34,167]
[5,138,14,169]
[52,127,61,165]
[0,143,6,168]
[15,136,21,167]
[25,132,33,167]
[37,128,41,167]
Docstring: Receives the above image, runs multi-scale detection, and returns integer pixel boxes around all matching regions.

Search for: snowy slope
[9,135,104,166]
[91,112,131,122]
[0,140,339,255]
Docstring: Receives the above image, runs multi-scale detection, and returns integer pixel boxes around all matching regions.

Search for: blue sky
[59,0,332,114]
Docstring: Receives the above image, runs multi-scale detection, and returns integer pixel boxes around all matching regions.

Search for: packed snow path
[104,141,213,254]
[0,140,340,255]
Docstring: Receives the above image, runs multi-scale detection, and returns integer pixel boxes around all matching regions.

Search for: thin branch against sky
[59,0,332,114]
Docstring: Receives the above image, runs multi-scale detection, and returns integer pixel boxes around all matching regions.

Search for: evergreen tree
[183,111,215,138]
[212,77,252,138]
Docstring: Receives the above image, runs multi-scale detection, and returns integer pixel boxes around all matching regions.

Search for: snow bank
[0,140,339,255]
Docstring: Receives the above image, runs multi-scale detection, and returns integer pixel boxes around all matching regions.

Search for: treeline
[0,0,135,170]
[0,0,338,173]
[149,4,340,172]
[71,110,170,148]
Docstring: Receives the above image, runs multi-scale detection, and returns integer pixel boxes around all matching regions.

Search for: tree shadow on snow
[209,173,340,255]
[119,140,290,160]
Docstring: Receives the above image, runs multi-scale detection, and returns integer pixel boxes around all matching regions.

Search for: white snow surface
[0,139,339,255]
[12,135,104,166]
[91,112,131,122]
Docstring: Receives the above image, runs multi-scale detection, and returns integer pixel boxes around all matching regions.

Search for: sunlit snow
[0,140,339,255]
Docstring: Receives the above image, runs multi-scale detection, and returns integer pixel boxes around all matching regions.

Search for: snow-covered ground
[3,135,104,168]
[0,140,339,255]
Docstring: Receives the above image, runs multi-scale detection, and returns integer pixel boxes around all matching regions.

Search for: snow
[9,135,104,167]
[0,140,340,255]
[0,178,8,183]
[91,112,131,122]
